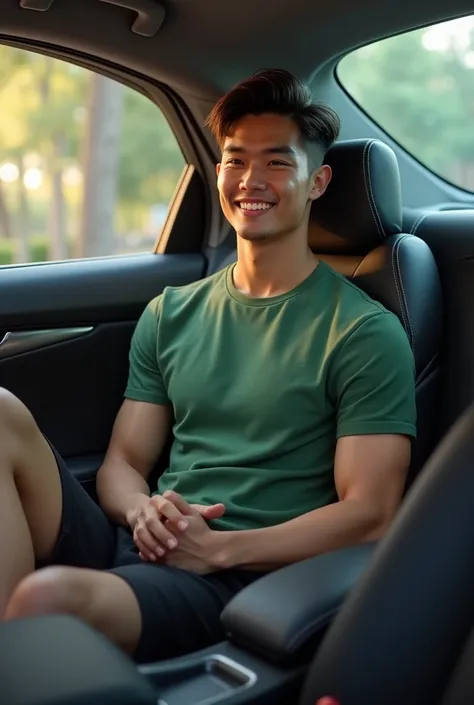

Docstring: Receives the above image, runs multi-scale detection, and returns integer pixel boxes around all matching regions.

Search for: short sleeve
[124,297,170,405]
[330,312,417,439]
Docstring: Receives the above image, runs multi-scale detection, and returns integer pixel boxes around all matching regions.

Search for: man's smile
[235,200,276,216]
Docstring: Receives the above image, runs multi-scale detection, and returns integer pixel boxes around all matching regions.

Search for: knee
[5,567,86,620]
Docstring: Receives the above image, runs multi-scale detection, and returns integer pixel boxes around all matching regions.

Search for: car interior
[1,0,474,703]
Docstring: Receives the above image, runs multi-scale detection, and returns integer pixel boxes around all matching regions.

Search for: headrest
[309,138,402,255]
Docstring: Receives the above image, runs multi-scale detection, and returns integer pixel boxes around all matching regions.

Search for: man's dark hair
[205,68,340,164]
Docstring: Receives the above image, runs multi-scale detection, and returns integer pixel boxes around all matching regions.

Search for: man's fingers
[133,531,160,562]
[152,492,191,530]
[162,490,193,515]
[135,519,175,554]
[194,503,226,519]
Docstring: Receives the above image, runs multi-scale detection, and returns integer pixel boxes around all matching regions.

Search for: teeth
[239,202,273,211]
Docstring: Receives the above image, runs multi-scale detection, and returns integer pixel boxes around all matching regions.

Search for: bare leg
[0,388,64,614]
[5,566,142,655]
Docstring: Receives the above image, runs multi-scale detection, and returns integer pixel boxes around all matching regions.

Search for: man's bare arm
[96,399,173,526]
[212,434,411,571]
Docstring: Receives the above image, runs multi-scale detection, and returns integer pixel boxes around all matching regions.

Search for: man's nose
[239,164,266,191]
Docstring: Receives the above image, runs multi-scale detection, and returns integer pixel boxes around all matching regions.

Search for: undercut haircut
[205,68,341,165]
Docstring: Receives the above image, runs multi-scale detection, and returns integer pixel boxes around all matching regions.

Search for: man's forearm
[214,499,388,571]
[96,456,151,528]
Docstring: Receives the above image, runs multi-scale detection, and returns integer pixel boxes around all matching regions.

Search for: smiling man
[0,69,416,663]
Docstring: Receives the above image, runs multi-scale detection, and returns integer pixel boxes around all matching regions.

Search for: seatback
[309,139,443,481]
[407,210,474,441]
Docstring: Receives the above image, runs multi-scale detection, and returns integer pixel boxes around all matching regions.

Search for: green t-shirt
[125,261,416,531]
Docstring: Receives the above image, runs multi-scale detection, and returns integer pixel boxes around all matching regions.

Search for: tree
[78,73,124,258]
[28,55,87,259]
[0,45,186,263]
[0,48,87,261]
[0,46,30,248]
[118,89,185,205]
[338,20,474,188]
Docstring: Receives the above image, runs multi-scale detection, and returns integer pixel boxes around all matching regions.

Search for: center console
[0,544,374,705]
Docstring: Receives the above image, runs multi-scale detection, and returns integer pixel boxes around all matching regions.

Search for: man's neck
[233,233,319,299]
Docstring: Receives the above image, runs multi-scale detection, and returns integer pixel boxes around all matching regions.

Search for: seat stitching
[395,236,415,355]
[391,237,411,348]
[362,141,384,241]
[415,353,437,385]
[365,141,385,239]
[411,212,430,236]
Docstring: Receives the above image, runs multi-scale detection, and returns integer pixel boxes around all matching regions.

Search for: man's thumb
[194,503,225,519]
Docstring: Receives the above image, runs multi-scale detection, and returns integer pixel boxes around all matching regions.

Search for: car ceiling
[2,0,474,102]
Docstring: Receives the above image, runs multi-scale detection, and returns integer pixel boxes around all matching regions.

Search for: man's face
[216,113,331,243]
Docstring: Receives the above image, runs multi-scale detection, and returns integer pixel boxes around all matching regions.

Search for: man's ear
[309,164,332,202]
[216,163,221,178]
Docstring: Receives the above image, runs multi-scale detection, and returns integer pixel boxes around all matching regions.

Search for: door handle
[0,327,94,360]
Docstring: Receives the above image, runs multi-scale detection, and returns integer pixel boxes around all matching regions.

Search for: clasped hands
[129,490,226,574]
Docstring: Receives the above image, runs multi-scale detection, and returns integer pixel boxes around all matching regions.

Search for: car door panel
[0,252,205,480]
[0,252,203,327]
[0,327,95,360]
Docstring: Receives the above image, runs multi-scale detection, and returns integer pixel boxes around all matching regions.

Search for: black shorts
[41,442,265,663]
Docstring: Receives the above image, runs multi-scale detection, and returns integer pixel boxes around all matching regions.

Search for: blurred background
[0,46,185,265]
[339,16,474,192]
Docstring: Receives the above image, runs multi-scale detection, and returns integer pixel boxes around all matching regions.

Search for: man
[0,69,416,664]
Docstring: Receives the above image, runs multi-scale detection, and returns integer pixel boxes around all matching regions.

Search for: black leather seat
[307,138,443,480]
[300,401,474,705]
[406,209,474,442]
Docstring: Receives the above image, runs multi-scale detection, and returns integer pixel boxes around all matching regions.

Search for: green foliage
[28,234,50,263]
[0,238,14,265]
[0,44,185,262]
[118,89,185,204]
[338,19,474,186]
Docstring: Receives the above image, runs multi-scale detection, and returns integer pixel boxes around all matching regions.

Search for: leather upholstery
[300,403,474,705]
[221,544,375,661]
[311,138,442,477]
[408,210,474,440]
[309,138,402,253]
[0,614,156,705]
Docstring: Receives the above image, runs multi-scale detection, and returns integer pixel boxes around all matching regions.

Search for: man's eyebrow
[222,144,298,157]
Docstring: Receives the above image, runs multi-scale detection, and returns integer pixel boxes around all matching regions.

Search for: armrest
[221,543,376,662]
[0,614,156,705]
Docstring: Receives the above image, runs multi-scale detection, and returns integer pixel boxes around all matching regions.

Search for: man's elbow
[364,505,400,542]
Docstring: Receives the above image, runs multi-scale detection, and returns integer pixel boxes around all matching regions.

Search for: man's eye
[269,160,289,166]
[226,158,243,165]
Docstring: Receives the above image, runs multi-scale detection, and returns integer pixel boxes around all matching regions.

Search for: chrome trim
[0,327,94,359]
[147,654,257,705]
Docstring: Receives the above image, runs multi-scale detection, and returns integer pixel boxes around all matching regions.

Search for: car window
[0,46,186,266]
[338,16,474,192]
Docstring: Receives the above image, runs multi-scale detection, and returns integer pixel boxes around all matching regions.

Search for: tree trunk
[78,73,123,258]
[48,132,67,260]
[38,57,68,261]
[0,182,12,240]
[15,155,29,263]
